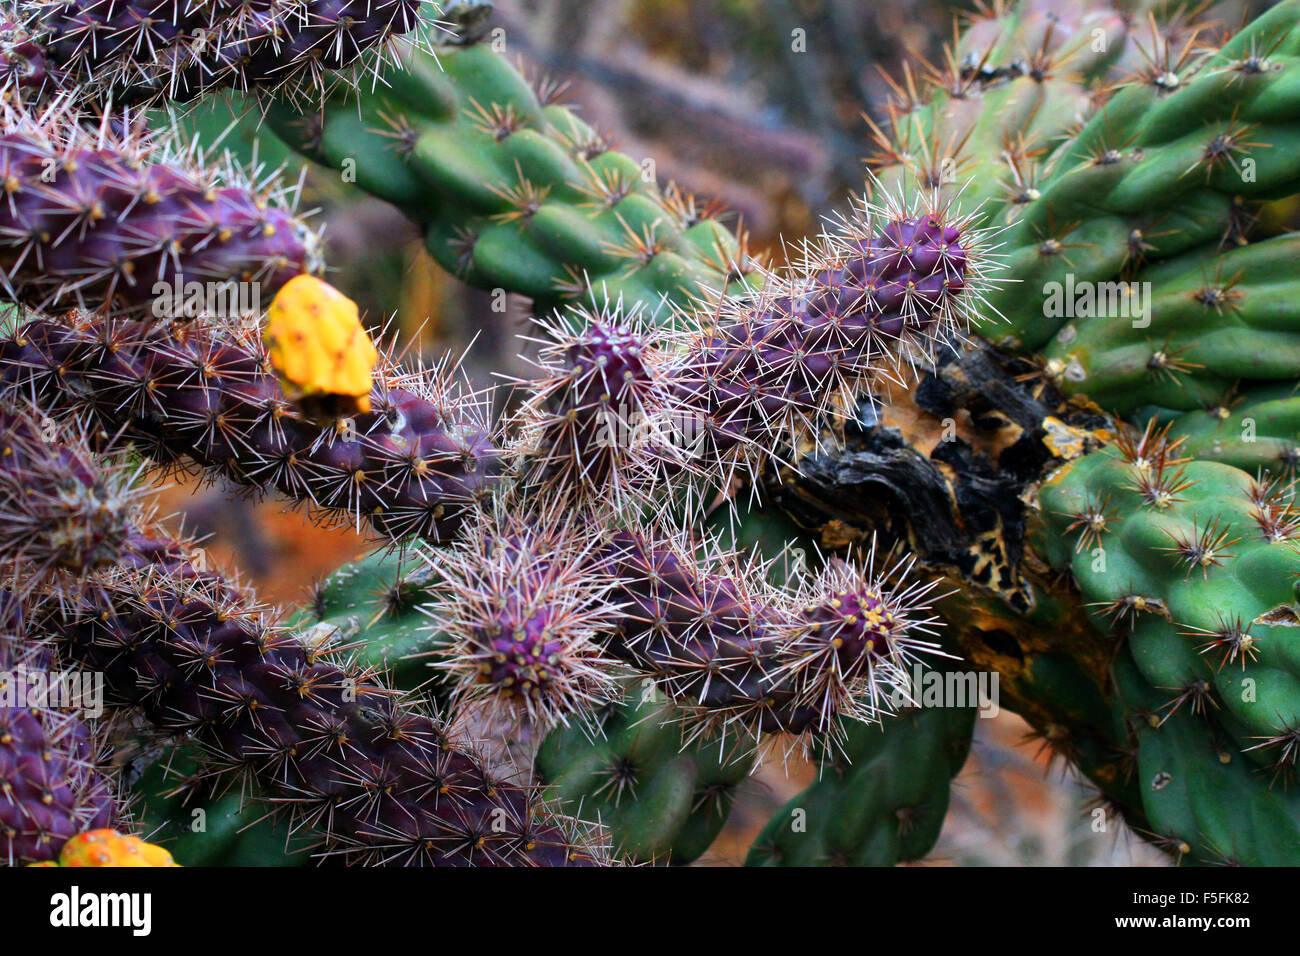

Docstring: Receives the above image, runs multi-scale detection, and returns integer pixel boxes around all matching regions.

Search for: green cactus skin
[745,681,975,867]
[1161,383,1300,474]
[873,0,1156,216]
[1036,441,1300,784]
[535,692,753,864]
[290,548,452,702]
[1113,646,1300,866]
[1038,235,1300,417]
[262,39,758,316]
[984,0,1300,351]
[128,749,314,868]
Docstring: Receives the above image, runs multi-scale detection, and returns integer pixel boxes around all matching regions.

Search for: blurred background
[157,0,1276,865]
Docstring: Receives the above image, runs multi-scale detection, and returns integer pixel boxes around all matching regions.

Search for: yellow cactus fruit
[264,274,379,415]
[53,829,180,868]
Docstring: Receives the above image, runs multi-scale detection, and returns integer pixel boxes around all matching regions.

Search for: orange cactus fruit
[263,274,379,415]
[49,829,180,867]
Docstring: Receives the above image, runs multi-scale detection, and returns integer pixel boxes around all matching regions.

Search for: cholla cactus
[0,602,120,865]
[0,402,140,590]
[424,506,625,727]
[0,0,1298,871]
[9,0,428,104]
[0,97,321,316]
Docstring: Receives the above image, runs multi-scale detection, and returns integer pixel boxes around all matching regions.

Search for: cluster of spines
[0,402,139,591]
[16,0,428,105]
[0,598,119,866]
[780,549,947,732]
[514,191,989,510]
[0,96,320,316]
[34,524,603,866]
[424,508,624,728]
[512,304,686,512]
[0,13,45,92]
[0,312,500,542]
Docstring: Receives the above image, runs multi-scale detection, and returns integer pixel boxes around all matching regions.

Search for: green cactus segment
[535,691,753,864]
[286,548,450,701]
[981,0,1300,350]
[1161,382,1300,474]
[745,690,975,866]
[129,750,312,867]
[263,41,756,316]
[1113,647,1300,866]
[875,0,1141,216]
[1040,235,1300,415]
[1036,445,1300,772]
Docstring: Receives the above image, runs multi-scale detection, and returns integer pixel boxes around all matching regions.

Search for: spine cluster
[0,403,137,589]
[426,510,623,727]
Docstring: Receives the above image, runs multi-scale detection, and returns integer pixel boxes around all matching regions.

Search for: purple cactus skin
[516,201,983,511]
[35,528,602,866]
[0,598,118,866]
[32,0,424,103]
[0,99,320,317]
[0,403,136,587]
[671,207,976,480]
[600,529,819,737]
[0,316,500,542]
[592,529,945,742]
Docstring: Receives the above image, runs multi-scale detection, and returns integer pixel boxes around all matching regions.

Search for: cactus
[746,681,976,866]
[1112,645,1300,866]
[3,0,1300,871]
[262,39,760,316]
[0,601,120,865]
[1036,428,1300,771]
[293,547,451,697]
[424,507,624,727]
[0,313,499,542]
[0,402,137,589]
[535,693,753,864]
[10,0,426,105]
[0,97,321,317]
[1039,234,1300,415]
[33,523,603,866]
